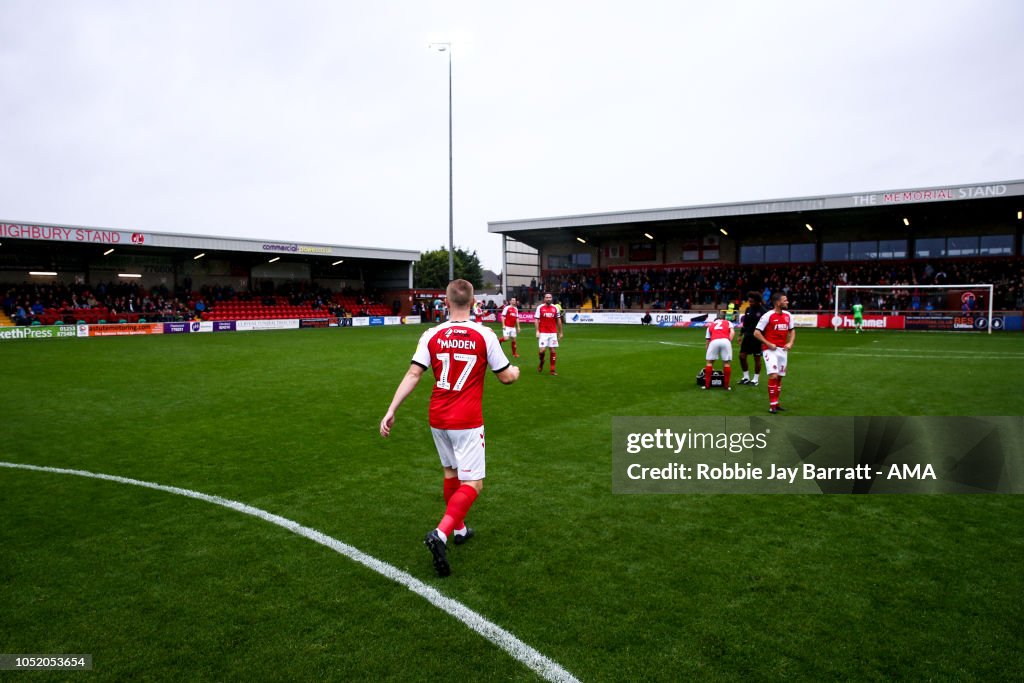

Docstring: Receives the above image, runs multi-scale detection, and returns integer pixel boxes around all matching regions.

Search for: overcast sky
[2,1,1022,271]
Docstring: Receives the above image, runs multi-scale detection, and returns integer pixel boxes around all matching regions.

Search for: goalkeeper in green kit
[852,301,864,333]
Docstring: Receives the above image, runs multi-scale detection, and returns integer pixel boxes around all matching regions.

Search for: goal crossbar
[834,283,994,334]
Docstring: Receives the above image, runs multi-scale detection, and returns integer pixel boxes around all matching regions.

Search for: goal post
[833,284,995,334]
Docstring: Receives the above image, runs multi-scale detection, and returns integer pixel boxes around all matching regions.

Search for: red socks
[768,377,781,407]
[511,339,517,355]
[438,485,478,537]
[443,477,460,502]
[550,351,557,372]
[704,365,732,388]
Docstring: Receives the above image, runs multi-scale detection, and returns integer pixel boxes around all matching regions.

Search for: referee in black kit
[738,291,764,386]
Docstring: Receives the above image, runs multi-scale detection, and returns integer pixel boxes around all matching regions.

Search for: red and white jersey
[501,305,519,327]
[705,318,733,341]
[755,309,793,349]
[411,320,510,430]
[535,304,560,333]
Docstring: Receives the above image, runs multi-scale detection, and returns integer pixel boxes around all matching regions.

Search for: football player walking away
[380,279,520,577]
[753,292,795,414]
[703,312,735,390]
[498,297,522,358]
[852,300,864,333]
[534,292,563,375]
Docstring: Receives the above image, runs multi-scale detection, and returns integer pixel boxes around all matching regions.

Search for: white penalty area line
[657,340,701,348]
[0,461,581,683]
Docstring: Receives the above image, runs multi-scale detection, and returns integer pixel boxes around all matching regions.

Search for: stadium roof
[487,179,1024,241]
[0,219,420,262]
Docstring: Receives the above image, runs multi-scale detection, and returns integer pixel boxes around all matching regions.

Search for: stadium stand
[3,258,1020,328]
[1,281,394,326]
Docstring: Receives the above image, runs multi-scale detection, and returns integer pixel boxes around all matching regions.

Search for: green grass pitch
[1,325,1022,681]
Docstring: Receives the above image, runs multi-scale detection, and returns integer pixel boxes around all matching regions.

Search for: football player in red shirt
[380,279,520,577]
[703,312,735,390]
[498,297,521,358]
[753,292,795,413]
[534,292,564,375]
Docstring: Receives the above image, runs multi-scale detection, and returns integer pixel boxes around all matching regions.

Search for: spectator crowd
[1,279,392,326]
[2,280,193,326]
[538,257,1023,312]
[3,258,1021,326]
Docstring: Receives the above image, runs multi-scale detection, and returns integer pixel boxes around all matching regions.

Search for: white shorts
[538,333,559,348]
[503,326,518,339]
[705,338,732,362]
[431,426,486,481]
[762,348,788,376]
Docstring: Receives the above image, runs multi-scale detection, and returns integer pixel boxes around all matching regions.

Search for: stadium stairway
[0,311,13,327]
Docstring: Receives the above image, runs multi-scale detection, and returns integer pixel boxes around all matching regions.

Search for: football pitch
[2,325,1022,680]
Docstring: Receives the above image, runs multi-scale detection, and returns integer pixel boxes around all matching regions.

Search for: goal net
[833,284,995,334]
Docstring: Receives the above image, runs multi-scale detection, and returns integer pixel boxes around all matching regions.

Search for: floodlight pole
[447,47,453,282]
[430,42,455,282]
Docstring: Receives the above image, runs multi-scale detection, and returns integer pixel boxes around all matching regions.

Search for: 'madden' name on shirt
[438,338,477,349]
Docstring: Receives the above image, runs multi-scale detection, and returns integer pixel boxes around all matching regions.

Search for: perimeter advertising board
[821,313,1008,331]
[88,323,163,336]
[567,311,658,325]
[235,319,300,331]
[823,314,906,330]
[903,313,1004,332]
[299,318,333,329]
[0,325,79,341]
[162,321,207,334]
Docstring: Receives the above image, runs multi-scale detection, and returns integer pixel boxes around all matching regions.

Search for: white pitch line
[0,461,581,683]
[821,351,1024,360]
[646,339,1022,360]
